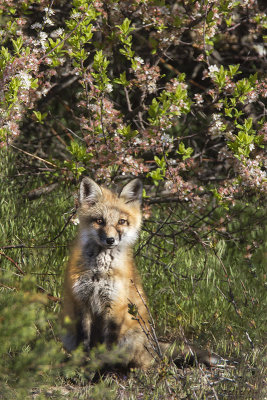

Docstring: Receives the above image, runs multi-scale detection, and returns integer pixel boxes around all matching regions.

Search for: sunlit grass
[0,150,266,399]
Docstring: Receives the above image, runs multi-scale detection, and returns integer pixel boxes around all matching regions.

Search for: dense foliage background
[0,0,266,398]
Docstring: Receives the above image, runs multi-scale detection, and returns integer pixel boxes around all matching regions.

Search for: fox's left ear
[119,179,143,204]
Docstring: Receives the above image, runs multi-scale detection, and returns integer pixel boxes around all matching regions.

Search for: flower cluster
[0,0,265,207]
[133,63,160,94]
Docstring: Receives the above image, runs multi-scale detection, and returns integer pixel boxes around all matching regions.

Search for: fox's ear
[79,177,102,204]
[119,179,143,204]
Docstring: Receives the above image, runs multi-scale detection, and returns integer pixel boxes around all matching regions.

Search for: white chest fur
[72,249,124,315]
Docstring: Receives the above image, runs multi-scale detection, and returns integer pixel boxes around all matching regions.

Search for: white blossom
[44,7,55,16]
[39,32,48,40]
[106,83,113,93]
[51,28,64,38]
[31,22,42,30]
[71,12,81,19]
[209,113,225,138]
[134,57,144,64]
[253,44,266,57]
[44,17,54,26]
[72,217,80,225]
[247,91,258,103]
[147,81,157,94]
[194,93,204,105]
[212,113,221,121]
[133,137,142,145]
[161,133,172,143]
[208,64,219,78]
[215,120,223,129]
[39,31,48,50]
[17,71,32,90]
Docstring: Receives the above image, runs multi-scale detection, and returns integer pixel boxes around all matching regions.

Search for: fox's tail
[159,341,228,367]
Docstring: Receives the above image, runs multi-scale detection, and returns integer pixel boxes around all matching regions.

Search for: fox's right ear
[79,177,102,204]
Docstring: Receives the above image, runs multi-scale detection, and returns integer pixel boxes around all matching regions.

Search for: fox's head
[78,178,143,250]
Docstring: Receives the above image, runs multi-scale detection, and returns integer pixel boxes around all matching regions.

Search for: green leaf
[11,37,23,55]
[114,71,129,86]
[117,18,133,35]
[118,125,138,139]
[228,64,240,78]
[67,140,93,164]
[176,142,194,160]
[206,11,214,23]
[33,111,47,124]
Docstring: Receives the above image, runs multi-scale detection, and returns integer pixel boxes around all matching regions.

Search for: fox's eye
[118,219,127,225]
[96,218,104,225]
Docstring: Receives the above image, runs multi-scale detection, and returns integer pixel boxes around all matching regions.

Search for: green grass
[0,149,266,399]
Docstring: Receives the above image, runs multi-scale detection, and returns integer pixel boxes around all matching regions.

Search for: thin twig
[41,209,77,244]
[0,244,67,250]
[0,251,25,275]
[10,144,59,168]
[124,87,132,112]
[128,298,158,361]
[133,281,163,359]
[37,285,61,303]
[199,365,220,400]
[135,209,173,255]
[0,282,17,291]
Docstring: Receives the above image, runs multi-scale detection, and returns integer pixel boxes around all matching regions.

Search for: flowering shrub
[0,0,266,204]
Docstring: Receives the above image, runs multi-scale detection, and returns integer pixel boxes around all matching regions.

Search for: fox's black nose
[106,237,115,245]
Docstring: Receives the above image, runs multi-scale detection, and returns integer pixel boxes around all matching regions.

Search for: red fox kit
[62,178,222,369]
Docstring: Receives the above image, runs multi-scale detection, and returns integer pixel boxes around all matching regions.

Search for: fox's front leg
[62,307,92,352]
[81,311,92,352]
[61,295,81,352]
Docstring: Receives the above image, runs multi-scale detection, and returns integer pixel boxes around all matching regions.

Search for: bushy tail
[159,341,227,367]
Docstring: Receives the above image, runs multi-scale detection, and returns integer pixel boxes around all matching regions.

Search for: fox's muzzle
[98,226,120,248]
